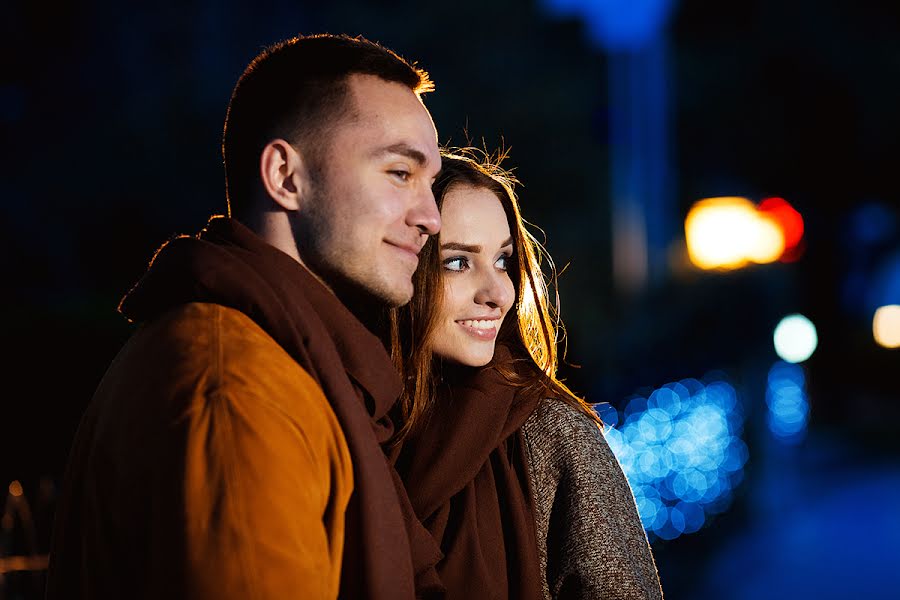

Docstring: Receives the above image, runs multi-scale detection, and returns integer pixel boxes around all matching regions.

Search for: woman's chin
[438,348,495,369]
[467,355,494,368]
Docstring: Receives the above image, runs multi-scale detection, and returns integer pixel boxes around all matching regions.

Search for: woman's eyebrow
[441,242,481,252]
[441,238,514,253]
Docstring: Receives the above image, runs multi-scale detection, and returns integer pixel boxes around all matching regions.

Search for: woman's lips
[455,318,500,341]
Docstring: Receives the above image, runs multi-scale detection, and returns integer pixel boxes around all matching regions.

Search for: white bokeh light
[873,305,900,349]
[773,314,818,363]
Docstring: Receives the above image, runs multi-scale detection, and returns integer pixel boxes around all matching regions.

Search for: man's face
[293,74,441,307]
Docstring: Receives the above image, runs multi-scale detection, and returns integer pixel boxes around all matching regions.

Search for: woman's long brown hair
[389,148,601,445]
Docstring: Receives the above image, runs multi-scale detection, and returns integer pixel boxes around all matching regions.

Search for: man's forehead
[353,120,440,167]
[338,75,439,163]
[346,76,436,128]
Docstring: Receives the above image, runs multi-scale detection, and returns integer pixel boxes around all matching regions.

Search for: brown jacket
[46,303,353,598]
[523,400,664,599]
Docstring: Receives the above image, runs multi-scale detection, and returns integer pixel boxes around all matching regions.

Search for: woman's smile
[455,317,501,340]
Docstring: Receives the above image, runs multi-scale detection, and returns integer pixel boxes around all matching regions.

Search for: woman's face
[430,184,516,367]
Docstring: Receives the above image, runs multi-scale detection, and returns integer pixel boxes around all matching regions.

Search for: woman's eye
[495,254,511,271]
[443,257,468,272]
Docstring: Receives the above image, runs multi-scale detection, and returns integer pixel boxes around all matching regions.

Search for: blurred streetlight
[773,313,818,363]
[873,305,900,348]
[685,197,787,270]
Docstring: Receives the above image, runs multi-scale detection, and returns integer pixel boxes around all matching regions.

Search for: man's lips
[385,240,422,260]
[385,240,422,264]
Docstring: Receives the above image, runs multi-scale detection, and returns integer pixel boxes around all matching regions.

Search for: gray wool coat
[522,400,665,600]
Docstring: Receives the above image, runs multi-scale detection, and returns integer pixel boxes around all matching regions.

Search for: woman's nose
[474,270,512,309]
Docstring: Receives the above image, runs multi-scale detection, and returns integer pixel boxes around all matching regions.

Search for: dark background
[2,0,899,598]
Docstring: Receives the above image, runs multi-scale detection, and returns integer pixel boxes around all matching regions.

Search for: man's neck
[329,281,392,348]
[244,210,306,264]
[241,211,391,349]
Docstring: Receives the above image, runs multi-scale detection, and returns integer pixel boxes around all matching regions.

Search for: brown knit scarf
[119,216,444,600]
[396,345,544,600]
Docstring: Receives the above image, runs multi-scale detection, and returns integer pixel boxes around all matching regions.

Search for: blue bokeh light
[604,377,747,541]
[849,201,897,246]
[766,361,809,443]
[867,250,900,315]
[540,0,676,51]
[595,402,620,427]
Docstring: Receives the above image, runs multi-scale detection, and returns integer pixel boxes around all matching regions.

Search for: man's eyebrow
[372,143,428,166]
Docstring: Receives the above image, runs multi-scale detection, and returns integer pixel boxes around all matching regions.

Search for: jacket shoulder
[523,400,606,483]
[93,302,349,464]
[125,302,322,409]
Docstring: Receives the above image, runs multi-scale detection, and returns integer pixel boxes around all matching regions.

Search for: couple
[46,34,662,599]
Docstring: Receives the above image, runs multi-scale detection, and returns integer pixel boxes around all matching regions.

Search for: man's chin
[365,269,415,307]
[377,281,414,308]
[331,274,413,311]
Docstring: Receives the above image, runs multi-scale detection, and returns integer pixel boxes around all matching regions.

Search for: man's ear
[259,139,310,212]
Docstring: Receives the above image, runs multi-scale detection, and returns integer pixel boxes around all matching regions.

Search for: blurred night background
[2,0,899,598]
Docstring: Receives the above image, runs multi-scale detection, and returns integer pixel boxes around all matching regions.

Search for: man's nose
[408,186,441,236]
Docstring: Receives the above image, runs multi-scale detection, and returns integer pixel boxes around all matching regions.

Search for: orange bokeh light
[685,196,805,270]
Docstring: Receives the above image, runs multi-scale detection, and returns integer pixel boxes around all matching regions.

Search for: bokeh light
[850,201,897,246]
[685,197,786,270]
[758,197,804,250]
[604,378,747,541]
[766,361,809,443]
[773,313,818,363]
[541,0,676,51]
[873,305,900,348]
[867,252,900,316]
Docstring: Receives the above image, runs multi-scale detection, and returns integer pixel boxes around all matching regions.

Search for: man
[46,34,444,599]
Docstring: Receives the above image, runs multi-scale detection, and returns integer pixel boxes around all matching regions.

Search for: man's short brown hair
[222,34,434,219]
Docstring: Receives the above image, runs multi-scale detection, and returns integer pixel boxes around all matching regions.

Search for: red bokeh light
[758,197,804,250]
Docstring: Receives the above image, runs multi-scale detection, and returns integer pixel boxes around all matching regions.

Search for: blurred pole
[539,0,678,297]
[609,37,672,295]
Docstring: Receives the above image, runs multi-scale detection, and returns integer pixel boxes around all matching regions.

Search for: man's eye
[443,257,468,272]
[390,170,411,182]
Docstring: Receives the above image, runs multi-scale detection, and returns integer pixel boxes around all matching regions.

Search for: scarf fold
[120,215,443,600]
[396,345,544,600]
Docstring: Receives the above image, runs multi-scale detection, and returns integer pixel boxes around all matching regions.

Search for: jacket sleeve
[531,402,664,600]
[177,306,353,599]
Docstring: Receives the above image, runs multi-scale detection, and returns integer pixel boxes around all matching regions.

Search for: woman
[392,150,664,600]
